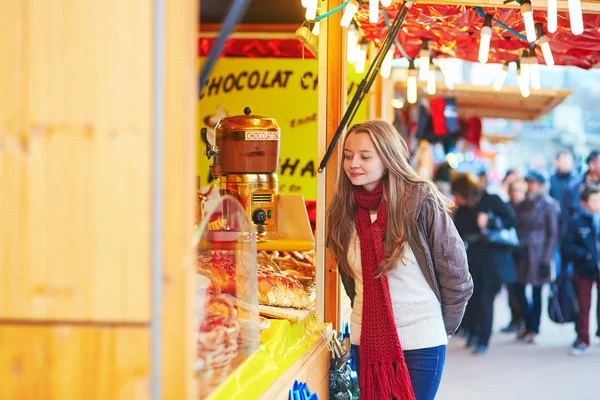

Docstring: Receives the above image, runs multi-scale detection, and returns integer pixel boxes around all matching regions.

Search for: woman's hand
[477,212,489,229]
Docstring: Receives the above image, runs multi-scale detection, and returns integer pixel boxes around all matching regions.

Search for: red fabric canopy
[198,37,315,59]
[356,4,600,69]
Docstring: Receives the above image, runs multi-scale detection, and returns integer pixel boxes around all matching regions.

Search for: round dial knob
[252,208,267,225]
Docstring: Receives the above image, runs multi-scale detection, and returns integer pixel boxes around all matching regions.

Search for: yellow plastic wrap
[206,315,327,400]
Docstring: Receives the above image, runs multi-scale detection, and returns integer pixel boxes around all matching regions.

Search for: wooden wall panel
[0,325,150,400]
[0,0,152,322]
[162,0,199,398]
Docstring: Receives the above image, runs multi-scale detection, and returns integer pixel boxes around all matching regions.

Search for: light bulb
[427,65,437,95]
[493,64,508,91]
[518,65,530,98]
[305,0,318,21]
[568,0,584,35]
[312,21,320,35]
[521,62,531,89]
[380,49,394,79]
[478,26,492,64]
[419,45,430,81]
[369,0,379,24]
[355,46,367,74]
[521,1,537,43]
[539,36,555,67]
[528,51,541,89]
[437,58,456,90]
[407,75,418,104]
[340,0,359,27]
[347,30,358,63]
[391,98,405,109]
[547,0,558,33]
[381,0,393,6]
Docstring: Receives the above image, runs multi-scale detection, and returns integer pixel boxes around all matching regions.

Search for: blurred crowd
[436,150,600,355]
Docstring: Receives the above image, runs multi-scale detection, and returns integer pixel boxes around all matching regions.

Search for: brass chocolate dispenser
[202,107,281,241]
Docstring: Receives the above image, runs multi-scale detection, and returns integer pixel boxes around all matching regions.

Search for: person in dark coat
[501,178,527,333]
[550,150,581,276]
[562,184,600,355]
[564,150,600,217]
[513,171,560,343]
[452,174,517,354]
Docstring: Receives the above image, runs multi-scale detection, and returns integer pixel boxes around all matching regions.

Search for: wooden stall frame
[317,0,347,331]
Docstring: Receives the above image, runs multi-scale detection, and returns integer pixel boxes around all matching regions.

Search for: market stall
[195,0,600,398]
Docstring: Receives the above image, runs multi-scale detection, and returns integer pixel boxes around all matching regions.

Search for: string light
[520,49,531,88]
[520,0,537,43]
[312,21,320,35]
[407,60,418,104]
[547,0,558,33]
[347,28,359,63]
[391,98,405,109]
[381,0,393,6]
[517,61,531,98]
[355,45,367,74]
[305,0,318,21]
[427,60,437,95]
[437,57,456,90]
[493,63,508,91]
[369,0,379,24]
[568,0,584,35]
[340,0,359,27]
[380,49,394,79]
[529,49,541,90]
[478,15,493,64]
[419,41,430,81]
[539,37,555,66]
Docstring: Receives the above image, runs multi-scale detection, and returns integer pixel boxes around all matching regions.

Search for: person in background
[500,169,520,202]
[452,174,517,355]
[565,150,600,216]
[549,150,579,276]
[500,178,528,333]
[513,171,560,344]
[550,150,578,211]
[562,184,600,355]
[563,184,600,355]
[433,161,454,200]
[328,120,473,400]
[478,170,489,190]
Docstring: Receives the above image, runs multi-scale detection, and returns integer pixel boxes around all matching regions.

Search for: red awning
[356,3,600,69]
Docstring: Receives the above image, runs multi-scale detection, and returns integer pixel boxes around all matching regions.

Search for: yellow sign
[197,57,367,201]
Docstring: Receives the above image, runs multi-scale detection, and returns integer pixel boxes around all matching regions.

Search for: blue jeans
[352,345,446,400]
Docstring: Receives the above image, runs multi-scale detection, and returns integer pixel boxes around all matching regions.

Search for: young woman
[327,120,473,400]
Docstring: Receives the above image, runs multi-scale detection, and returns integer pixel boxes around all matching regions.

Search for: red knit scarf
[353,184,415,400]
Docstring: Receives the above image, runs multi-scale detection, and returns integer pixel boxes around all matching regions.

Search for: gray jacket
[338,184,473,336]
[515,194,560,285]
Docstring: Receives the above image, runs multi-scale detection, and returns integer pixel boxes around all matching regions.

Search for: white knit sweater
[348,214,448,350]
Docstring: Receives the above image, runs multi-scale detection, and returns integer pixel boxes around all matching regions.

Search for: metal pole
[198,0,252,95]
[151,0,165,397]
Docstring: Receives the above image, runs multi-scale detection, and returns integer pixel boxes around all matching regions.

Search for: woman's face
[453,193,467,206]
[343,132,386,192]
[509,186,526,204]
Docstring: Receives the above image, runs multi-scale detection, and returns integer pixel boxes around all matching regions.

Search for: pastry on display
[257,269,309,309]
[197,251,237,295]
[257,250,316,287]
[197,296,240,370]
[197,250,310,310]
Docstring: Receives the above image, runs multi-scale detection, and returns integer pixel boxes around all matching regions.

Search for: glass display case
[194,195,260,398]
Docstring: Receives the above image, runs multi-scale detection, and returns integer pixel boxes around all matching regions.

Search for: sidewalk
[438,287,599,400]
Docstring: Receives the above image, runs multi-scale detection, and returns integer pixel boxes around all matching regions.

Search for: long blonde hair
[326,120,450,278]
